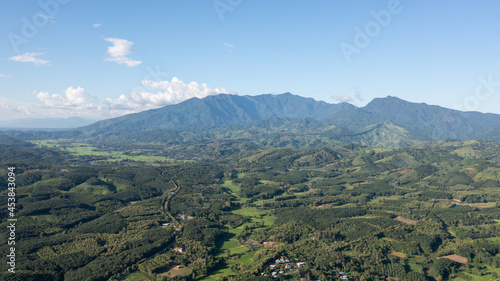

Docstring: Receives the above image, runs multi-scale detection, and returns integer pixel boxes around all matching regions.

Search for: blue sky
[1,0,500,122]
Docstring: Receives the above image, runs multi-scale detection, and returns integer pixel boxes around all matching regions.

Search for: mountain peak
[4,93,500,147]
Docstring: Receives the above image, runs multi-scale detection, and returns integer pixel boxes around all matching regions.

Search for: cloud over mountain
[130,77,235,106]
[3,78,234,120]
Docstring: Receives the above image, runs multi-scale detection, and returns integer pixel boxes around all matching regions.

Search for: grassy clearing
[70,182,112,195]
[468,202,496,208]
[110,180,128,192]
[118,271,151,281]
[330,203,357,208]
[205,178,272,280]
[252,199,266,206]
[199,262,234,281]
[450,265,500,281]
[203,251,256,281]
[439,254,468,264]
[232,206,269,217]
[390,252,407,258]
[408,262,423,273]
[32,139,68,148]
[228,222,254,236]
[32,140,182,163]
[395,216,418,225]
[260,180,279,185]
[371,195,402,202]
[454,269,500,281]
[260,215,275,226]
[222,180,239,193]
[157,265,191,277]
[222,180,248,203]
[232,207,274,226]
[486,237,500,242]
[31,215,59,223]
[218,233,248,256]
[231,251,255,265]
[293,188,315,196]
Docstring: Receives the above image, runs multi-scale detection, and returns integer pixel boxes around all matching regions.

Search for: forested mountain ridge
[3,93,500,148]
[78,93,354,134]
[327,96,500,141]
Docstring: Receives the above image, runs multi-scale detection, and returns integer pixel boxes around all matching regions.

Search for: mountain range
[3,93,500,148]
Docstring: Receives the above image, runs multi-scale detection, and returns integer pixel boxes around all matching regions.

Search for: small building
[172,247,183,253]
[296,262,306,267]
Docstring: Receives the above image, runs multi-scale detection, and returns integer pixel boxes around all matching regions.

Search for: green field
[222,180,249,203]
[232,206,269,217]
[217,230,249,257]
[70,182,113,195]
[157,266,192,278]
[371,195,403,202]
[199,262,234,281]
[468,202,497,208]
[32,140,187,163]
[486,237,500,243]
[119,271,151,281]
[453,267,500,281]
[203,179,275,280]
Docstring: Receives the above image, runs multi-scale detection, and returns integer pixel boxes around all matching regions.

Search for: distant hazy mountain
[3,93,500,148]
[0,117,98,130]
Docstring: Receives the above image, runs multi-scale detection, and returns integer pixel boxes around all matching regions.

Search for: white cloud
[336,96,354,102]
[0,74,12,78]
[9,52,51,65]
[103,37,142,67]
[2,78,235,120]
[93,23,102,28]
[132,77,234,106]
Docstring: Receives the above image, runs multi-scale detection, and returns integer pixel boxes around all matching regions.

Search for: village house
[172,247,183,253]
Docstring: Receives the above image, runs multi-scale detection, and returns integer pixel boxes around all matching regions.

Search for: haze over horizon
[1,1,500,122]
